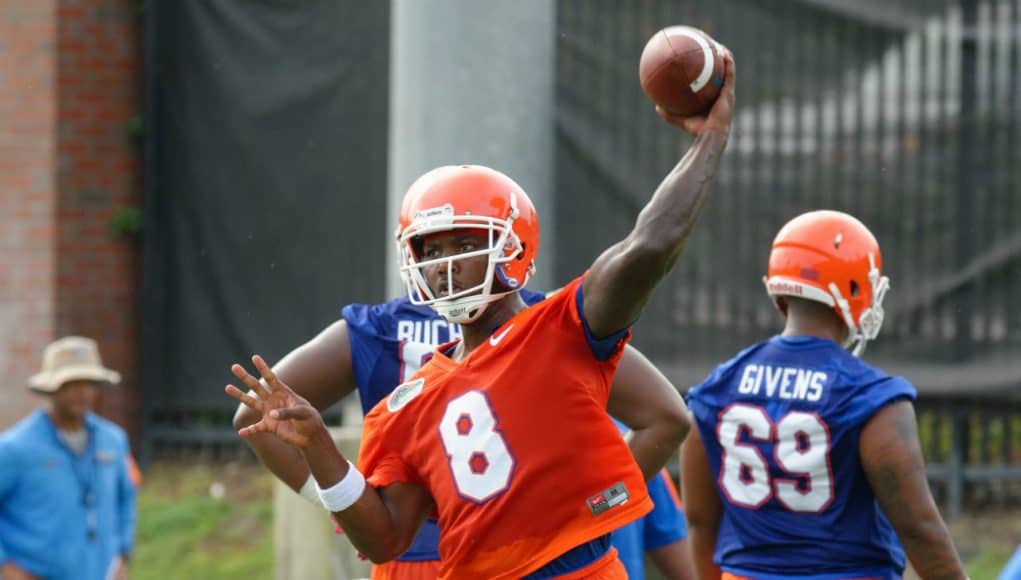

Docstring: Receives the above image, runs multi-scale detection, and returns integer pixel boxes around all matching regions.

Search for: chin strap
[433,285,518,324]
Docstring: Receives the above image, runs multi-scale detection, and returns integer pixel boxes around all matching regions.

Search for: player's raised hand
[225,354,326,449]
[658,47,735,137]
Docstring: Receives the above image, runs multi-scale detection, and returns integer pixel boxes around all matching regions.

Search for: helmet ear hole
[849,280,860,297]
[774,296,789,317]
[517,242,526,260]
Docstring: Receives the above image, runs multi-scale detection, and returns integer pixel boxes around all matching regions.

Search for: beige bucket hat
[27,336,121,393]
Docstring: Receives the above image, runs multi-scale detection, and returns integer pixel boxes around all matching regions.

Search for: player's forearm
[648,540,694,580]
[300,432,412,562]
[301,428,350,492]
[583,132,728,335]
[233,406,310,491]
[634,130,728,255]
[899,519,966,580]
[872,477,966,579]
[333,493,417,563]
[628,422,687,481]
[687,527,722,580]
[861,402,966,579]
[627,129,728,281]
[680,431,724,580]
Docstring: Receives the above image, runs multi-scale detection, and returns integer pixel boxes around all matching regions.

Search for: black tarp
[142,1,390,428]
[141,0,1020,456]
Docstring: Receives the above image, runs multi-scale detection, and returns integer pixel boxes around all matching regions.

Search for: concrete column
[386,0,557,298]
[274,426,370,580]
[297,6,558,575]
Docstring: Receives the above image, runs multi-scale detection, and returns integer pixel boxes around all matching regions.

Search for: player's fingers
[225,384,264,411]
[252,354,286,393]
[231,363,270,396]
[682,117,706,135]
[237,423,266,438]
[269,405,315,422]
[721,47,735,95]
[656,105,693,128]
[674,113,706,136]
[654,103,711,138]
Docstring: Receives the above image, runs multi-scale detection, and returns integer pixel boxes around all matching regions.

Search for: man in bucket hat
[0,337,138,580]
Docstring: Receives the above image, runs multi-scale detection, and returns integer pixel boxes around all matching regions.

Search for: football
[639,25,725,117]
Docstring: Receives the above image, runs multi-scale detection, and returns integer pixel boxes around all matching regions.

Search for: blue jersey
[341,290,545,561]
[686,336,917,580]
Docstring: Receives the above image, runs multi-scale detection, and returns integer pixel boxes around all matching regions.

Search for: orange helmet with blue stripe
[764,210,890,356]
[395,165,539,323]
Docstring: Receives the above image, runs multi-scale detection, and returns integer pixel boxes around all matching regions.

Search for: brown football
[639,26,725,116]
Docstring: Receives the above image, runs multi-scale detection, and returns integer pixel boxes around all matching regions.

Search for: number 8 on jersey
[438,390,516,503]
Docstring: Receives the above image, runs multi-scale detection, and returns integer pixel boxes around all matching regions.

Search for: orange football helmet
[764,210,890,356]
[395,165,540,323]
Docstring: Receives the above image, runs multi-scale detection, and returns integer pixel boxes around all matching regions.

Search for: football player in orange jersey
[232,183,693,580]
[227,48,735,580]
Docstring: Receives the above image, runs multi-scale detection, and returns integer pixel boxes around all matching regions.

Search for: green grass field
[967,549,1014,580]
[133,462,274,580]
[133,461,1015,579]
[950,512,1019,580]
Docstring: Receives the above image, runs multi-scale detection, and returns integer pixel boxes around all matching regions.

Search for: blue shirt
[610,420,687,580]
[999,544,1021,580]
[342,291,545,561]
[687,336,916,580]
[0,410,137,580]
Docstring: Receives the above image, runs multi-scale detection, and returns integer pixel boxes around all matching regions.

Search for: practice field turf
[133,462,274,580]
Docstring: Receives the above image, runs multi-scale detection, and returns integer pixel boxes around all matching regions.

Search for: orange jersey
[359,276,652,579]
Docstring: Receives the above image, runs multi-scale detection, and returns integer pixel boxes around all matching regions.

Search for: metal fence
[554,0,1021,515]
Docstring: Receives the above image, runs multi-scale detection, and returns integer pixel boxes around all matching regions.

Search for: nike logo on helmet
[489,324,514,347]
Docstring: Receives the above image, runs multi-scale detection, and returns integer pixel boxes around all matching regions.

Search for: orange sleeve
[357,409,419,488]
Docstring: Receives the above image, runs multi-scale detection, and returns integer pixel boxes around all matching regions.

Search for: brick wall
[0,0,141,439]
[0,1,59,427]
[55,0,142,438]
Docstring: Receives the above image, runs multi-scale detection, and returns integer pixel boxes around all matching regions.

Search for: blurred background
[1,0,1018,578]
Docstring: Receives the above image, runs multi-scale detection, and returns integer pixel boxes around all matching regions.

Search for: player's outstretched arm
[581,50,734,338]
[227,355,432,562]
[608,345,689,481]
[232,321,358,492]
[680,425,723,580]
[860,400,966,580]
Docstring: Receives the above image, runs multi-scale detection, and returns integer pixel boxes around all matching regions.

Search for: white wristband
[297,474,320,505]
[316,461,366,513]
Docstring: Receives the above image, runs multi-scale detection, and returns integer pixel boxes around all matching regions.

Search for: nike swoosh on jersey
[489,324,514,346]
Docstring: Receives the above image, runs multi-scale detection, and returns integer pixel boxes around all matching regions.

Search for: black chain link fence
[554,0,1021,514]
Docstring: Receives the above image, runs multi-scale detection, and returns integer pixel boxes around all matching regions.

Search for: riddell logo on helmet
[768,281,803,295]
[414,204,454,224]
